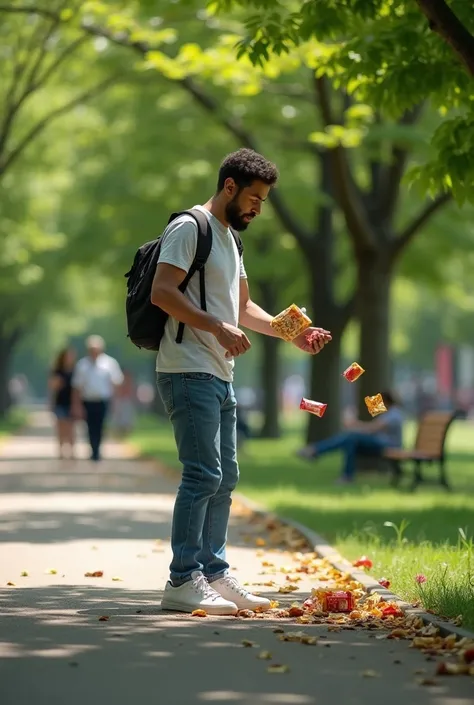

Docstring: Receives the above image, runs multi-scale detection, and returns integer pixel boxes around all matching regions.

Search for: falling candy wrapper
[300,398,327,418]
[270,304,312,342]
[342,362,365,383]
[364,393,387,417]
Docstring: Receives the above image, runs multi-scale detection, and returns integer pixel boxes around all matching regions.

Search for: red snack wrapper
[300,397,327,418]
[364,393,387,417]
[381,604,403,618]
[353,555,373,569]
[342,362,365,382]
[321,590,355,613]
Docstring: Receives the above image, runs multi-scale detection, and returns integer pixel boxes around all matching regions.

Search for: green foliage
[211,0,474,203]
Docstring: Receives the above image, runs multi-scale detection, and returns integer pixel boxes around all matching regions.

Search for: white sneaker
[161,571,238,615]
[211,575,272,611]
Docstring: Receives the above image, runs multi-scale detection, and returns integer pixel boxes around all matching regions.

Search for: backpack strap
[167,208,213,344]
[229,227,244,257]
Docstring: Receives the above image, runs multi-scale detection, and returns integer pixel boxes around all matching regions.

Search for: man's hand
[214,321,252,359]
[292,327,332,355]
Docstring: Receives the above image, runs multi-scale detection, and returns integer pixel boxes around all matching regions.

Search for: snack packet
[342,362,365,382]
[270,304,312,342]
[300,398,327,418]
[364,393,387,417]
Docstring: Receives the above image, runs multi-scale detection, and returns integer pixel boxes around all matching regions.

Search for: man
[151,148,331,615]
[297,390,403,484]
[72,335,124,462]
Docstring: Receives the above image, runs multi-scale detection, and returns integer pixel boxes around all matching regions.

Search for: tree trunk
[356,253,393,417]
[0,329,20,418]
[259,333,281,438]
[257,279,281,438]
[306,332,342,443]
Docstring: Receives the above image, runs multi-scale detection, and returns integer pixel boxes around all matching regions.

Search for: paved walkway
[0,413,472,705]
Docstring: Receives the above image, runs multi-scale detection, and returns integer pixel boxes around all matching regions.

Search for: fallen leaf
[20,571,29,577]
[84,571,104,578]
[436,662,469,676]
[98,616,110,621]
[255,538,266,547]
[237,609,255,618]
[242,640,257,648]
[267,664,290,674]
[46,569,58,575]
[278,584,299,594]
[6,581,15,586]
[111,577,123,582]
[353,556,373,570]
[257,651,272,660]
[272,628,285,634]
[269,600,280,609]
[362,670,379,678]
[288,606,305,617]
[191,609,207,618]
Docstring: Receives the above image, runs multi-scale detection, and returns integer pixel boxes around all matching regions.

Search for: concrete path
[0,413,472,705]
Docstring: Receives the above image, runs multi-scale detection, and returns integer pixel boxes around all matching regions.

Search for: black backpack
[125,208,243,351]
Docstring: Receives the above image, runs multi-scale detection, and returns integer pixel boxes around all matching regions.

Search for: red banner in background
[435,344,453,396]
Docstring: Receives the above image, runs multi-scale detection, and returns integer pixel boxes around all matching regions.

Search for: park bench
[384,410,458,491]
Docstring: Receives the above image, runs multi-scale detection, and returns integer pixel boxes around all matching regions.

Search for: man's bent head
[216,148,278,231]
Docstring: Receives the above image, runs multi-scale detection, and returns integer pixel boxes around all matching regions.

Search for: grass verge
[131,413,474,630]
[0,406,29,440]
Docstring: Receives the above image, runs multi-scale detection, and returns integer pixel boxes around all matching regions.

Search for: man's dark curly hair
[217,148,279,192]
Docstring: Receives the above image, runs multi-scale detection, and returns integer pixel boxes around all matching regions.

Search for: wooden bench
[383,410,458,491]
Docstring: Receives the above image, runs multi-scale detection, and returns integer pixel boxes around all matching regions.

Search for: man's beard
[225,195,255,232]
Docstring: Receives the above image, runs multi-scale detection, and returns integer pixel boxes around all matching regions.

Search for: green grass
[131,414,474,630]
[0,406,29,440]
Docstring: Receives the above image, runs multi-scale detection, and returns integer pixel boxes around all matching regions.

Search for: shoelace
[192,573,221,601]
[221,576,249,596]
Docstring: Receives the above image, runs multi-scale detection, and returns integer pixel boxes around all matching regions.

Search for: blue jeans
[157,372,239,586]
[312,431,389,480]
[83,400,108,461]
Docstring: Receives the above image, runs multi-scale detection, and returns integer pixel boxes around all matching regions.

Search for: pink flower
[415,573,427,584]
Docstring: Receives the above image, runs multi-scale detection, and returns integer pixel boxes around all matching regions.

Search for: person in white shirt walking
[72,335,124,462]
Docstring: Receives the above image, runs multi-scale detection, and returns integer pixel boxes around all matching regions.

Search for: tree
[213,0,474,203]
[2,1,470,436]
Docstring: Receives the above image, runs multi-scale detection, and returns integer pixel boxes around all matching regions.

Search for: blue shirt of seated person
[297,390,403,483]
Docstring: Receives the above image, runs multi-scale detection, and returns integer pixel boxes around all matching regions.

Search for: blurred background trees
[1,0,474,439]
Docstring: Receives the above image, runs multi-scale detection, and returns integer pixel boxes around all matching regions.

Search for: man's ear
[224,177,237,197]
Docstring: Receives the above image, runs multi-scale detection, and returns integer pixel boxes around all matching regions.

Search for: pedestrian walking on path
[72,335,124,462]
[151,148,332,615]
[48,346,77,460]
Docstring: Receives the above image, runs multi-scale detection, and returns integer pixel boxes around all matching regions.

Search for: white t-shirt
[156,205,247,382]
[72,353,124,401]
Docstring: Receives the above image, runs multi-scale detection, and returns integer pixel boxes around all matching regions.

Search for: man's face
[88,345,102,360]
[224,179,270,231]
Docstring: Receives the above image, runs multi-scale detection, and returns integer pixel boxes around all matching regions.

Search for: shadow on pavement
[1,586,472,705]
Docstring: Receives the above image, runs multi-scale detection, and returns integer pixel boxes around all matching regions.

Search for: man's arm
[151,263,222,335]
[238,278,280,337]
[238,279,331,354]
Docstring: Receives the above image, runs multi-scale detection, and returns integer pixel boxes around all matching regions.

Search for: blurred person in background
[112,369,136,438]
[72,335,124,462]
[297,390,403,484]
[49,347,77,460]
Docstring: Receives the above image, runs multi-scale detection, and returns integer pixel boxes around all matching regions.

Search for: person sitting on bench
[297,391,403,484]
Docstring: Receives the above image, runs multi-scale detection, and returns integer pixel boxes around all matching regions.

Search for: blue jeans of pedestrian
[312,431,389,480]
[157,372,239,586]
